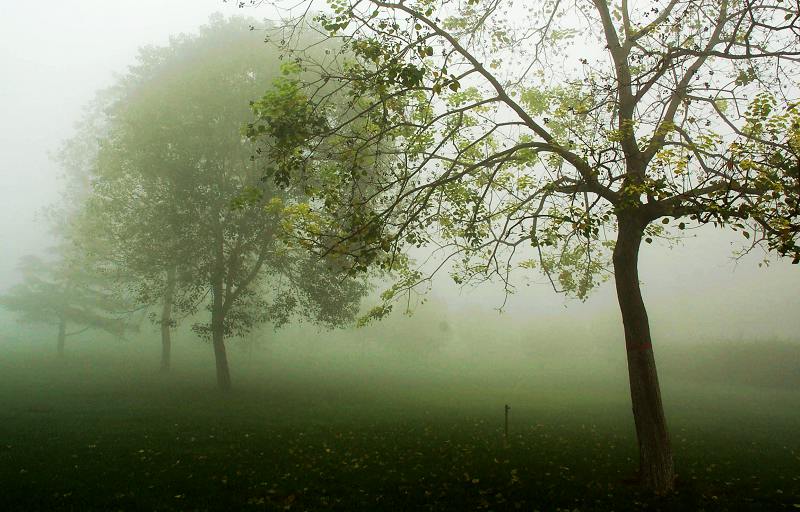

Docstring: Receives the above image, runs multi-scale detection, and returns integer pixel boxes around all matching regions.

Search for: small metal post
[504,404,511,442]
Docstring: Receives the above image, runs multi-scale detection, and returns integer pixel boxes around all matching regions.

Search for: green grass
[0,341,799,511]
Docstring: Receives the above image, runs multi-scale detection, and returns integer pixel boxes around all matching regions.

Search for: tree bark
[210,210,231,391]
[211,306,231,391]
[160,266,176,373]
[57,318,66,358]
[613,216,675,493]
[211,314,231,391]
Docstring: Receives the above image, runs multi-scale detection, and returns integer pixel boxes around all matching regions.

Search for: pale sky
[0,0,250,286]
[0,0,797,343]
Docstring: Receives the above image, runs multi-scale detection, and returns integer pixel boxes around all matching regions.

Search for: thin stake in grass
[504,404,511,445]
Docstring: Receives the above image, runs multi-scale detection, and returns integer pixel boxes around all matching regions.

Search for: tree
[0,253,134,357]
[246,0,800,492]
[76,115,196,373]
[84,15,369,389]
[0,96,139,358]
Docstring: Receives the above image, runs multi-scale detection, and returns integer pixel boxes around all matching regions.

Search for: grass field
[1,336,799,511]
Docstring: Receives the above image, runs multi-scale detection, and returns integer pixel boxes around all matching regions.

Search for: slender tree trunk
[613,216,675,493]
[160,266,177,372]
[211,305,231,391]
[210,262,230,391]
[57,318,66,358]
[209,211,231,391]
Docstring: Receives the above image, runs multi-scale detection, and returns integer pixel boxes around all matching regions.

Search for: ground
[0,341,798,511]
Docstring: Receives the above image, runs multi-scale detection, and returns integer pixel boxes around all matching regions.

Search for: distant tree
[0,92,140,358]
[246,0,800,492]
[0,253,134,357]
[84,15,368,389]
[75,124,194,373]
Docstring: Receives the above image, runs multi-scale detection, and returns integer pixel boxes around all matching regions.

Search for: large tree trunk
[160,266,176,373]
[613,217,675,493]
[211,306,231,391]
[57,318,66,358]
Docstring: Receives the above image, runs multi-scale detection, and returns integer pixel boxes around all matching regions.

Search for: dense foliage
[71,16,369,387]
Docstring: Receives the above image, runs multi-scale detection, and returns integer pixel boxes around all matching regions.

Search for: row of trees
[3,1,797,494]
[1,16,369,390]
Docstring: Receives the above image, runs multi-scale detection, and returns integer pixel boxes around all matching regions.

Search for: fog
[2,1,797,340]
[1,2,798,510]
[1,0,245,288]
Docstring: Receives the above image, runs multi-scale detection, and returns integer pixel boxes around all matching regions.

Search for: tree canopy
[79,15,369,388]
[0,252,135,356]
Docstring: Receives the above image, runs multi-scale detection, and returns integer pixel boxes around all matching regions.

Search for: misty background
[0,2,796,439]
[0,3,798,510]
[2,1,797,346]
